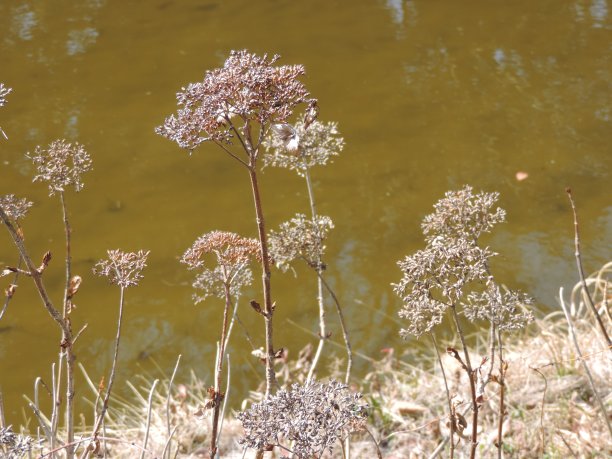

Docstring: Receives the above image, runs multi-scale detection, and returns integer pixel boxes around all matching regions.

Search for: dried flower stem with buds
[394,186,533,459]
[82,249,149,458]
[181,231,259,456]
[157,50,317,398]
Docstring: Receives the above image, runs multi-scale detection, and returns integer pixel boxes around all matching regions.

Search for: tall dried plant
[264,120,352,385]
[181,230,259,457]
[1,140,92,459]
[393,186,533,458]
[156,50,317,397]
[80,249,150,458]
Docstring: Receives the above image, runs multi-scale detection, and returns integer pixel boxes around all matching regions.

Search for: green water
[0,0,610,424]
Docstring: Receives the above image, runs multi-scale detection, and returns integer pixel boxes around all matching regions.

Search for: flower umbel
[0,194,33,221]
[94,249,150,289]
[181,231,260,302]
[264,120,344,177]
[268,214,334,272]
[28,139,93,195]
[237,380,368,459]
[156,50,315,150]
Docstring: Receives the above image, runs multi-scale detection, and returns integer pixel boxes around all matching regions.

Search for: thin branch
[0,256,21,322]
[565,188,611,348]
[430,333,454,458]
[164,354,181,459]
[140,379,160,459]
[530,366,548,456]
[558,287,612,439]
[212,140,250,168]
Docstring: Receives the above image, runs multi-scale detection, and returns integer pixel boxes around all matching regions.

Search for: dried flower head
[464,280,534,331]
[94,249,149,289]
[421,185,506,242]
[237,380,368,458]
[268,214,334,272]
[0,83,11,107]
[0,194,33,221]
[181,231,260,302]
[0,426,35,458]
[263,120,344,177]
[28,139,93,195]
[393,238,494,337]
[156,50,315,150]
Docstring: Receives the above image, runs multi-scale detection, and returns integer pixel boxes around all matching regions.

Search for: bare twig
[558,287,612,439]
[164,354,181,459]
[565,188,611,348]
[530,366,548,456]
[430,333,454,458]
[140,379,160,459]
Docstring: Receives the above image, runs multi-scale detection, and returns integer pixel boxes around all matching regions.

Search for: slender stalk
[165,355,181,459]
[84,287,127,458]
[247,165,277,396]
[304,167,327,385]
[140,379,159,459]
[496,330,505,459]
[60,192,75,459]
[449,305,478,459]
[316,272,353,384]
[430,333,454,458]
[210,282,233,457]
[565,188,611,348]
[558,287,612,439]
[531,367,548,456]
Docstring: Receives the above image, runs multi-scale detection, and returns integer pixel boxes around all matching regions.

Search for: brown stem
[450,305,478,459]
[85,286,126,458]
[247,165,277,396]
[60,192,75,459]
[430,333,454,458]
[566,188,612,348]
[496,330,505,459]
[0,207,69,336]
[316,271,353,384]
[303,166,327,385]
[0,255,21,322]
[210,281,233,457]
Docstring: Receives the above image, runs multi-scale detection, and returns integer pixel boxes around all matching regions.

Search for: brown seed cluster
[28,139,93,195]
[156,50,316,151]
[0,194,33,221]
[181,231,260,302]
[263,120,344,177]
[394,186,533,338]
[93,249,150,289]
[237,380,368,458]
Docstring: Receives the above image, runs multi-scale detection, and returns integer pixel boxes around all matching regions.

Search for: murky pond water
[1,0,610,423]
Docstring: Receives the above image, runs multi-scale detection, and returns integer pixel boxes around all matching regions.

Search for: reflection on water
[0,0,611,422]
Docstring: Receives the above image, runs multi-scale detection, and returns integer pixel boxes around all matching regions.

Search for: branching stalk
[430,333,454,458]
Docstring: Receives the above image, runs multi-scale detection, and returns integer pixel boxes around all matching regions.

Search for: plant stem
[496,330,505,459]
[210,283,233,457]
[85,286,126,458]
[450,305,478,459]
[303,166,327,385]
[247,165,277,396]
[430,333,454,458]
[60,192,75,459]
[559,287,612,440]
[316,272,353,384]
[566,188,612,348]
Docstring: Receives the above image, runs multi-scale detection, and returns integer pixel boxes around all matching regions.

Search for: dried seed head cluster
[394,238,495,337]
[0,426,34,458]
[394,186,533,338]
[0,194,33,221]
[94,249,150,289]
[0,83,11,107]
[181,231,260,302]
[156,50,315,150]
[263,120,344,177]
[421,185,506,243]
[268,214,334,272]
[237,380,368,459]
[28,139,93,195]
[465,280,534,331]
